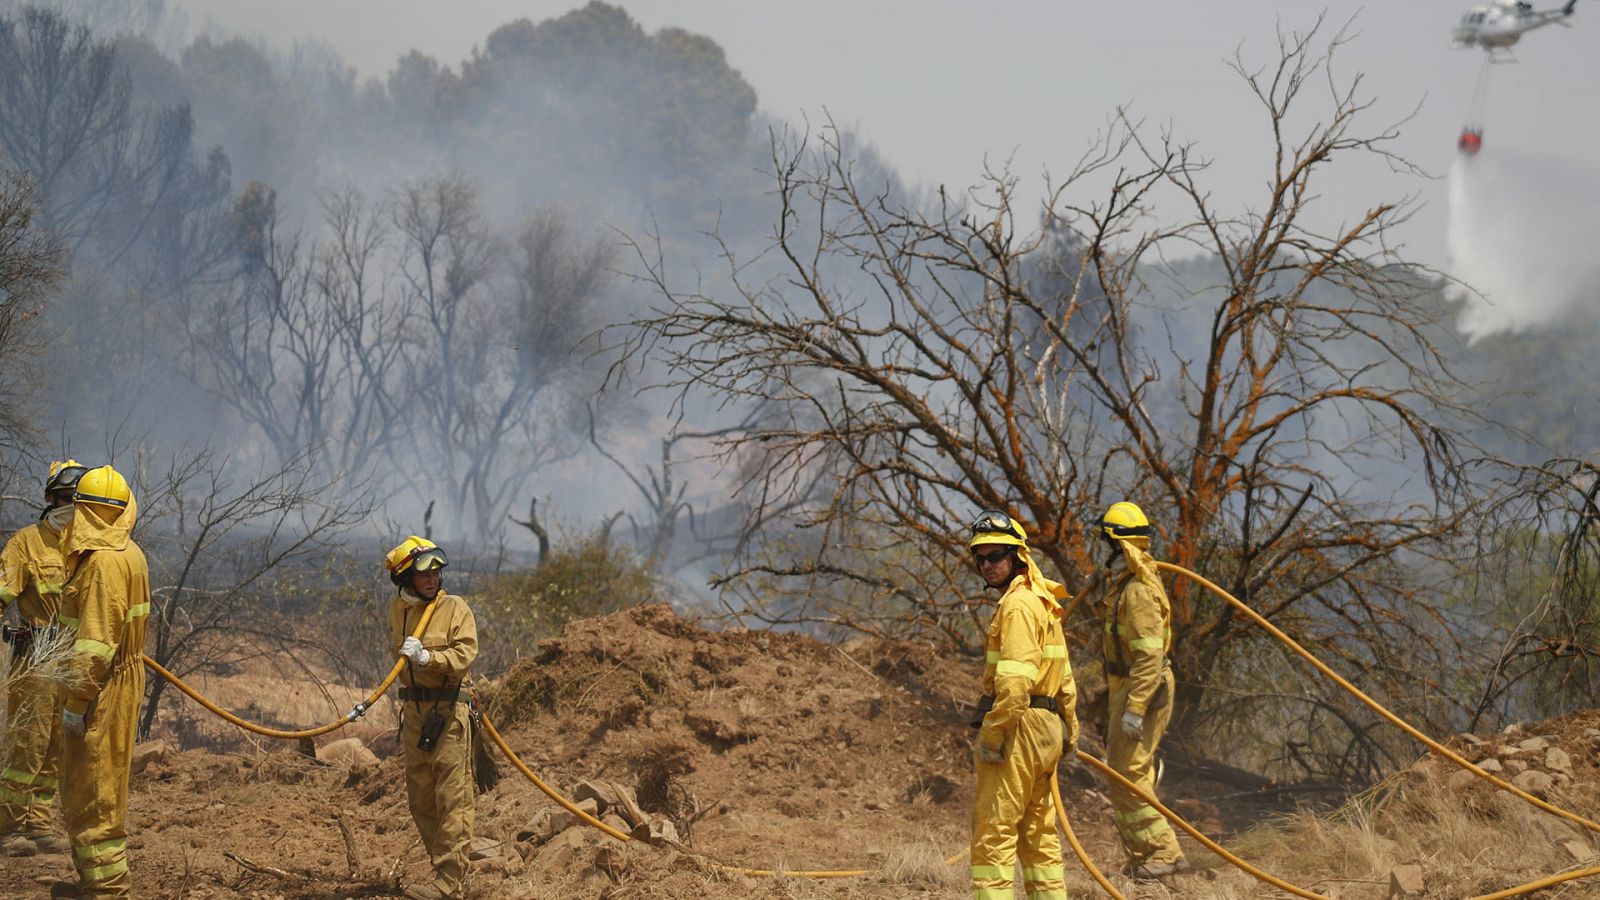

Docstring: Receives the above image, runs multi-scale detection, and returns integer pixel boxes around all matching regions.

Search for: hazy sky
[184,0,1598,270]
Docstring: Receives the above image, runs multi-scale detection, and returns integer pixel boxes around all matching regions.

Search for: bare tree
[618,19,1489,771]
[392,179,611,536]
[0,7,207,269]
[178,183,405,475]
[1466,460,1600,728]
[133,446,373,738]
[0,172,63,444]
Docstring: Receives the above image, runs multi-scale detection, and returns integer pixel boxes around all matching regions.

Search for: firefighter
[55,465,149,898]
[385,536,478,900]
[968,509,1077,900]
[1098,501,1187,878]
[0,460,87,856]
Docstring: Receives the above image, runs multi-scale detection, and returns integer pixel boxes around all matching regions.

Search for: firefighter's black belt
[969,693,1060,727]
[399,685,463,703]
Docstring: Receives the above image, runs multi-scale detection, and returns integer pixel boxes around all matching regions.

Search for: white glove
[399,636,431,666]
[62,709,86,738]
[1121,710,1144,741]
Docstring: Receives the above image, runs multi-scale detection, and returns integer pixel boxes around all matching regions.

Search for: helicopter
[1453,0,1578,57]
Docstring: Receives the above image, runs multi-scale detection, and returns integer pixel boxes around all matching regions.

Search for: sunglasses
[973,548,1014,565]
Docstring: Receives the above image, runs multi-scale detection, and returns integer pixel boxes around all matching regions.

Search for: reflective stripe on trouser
[0,665,65,833]
[63,660,144,897]
[1106,667,1183,866]
[971,707,1066,899]
[402,702,476,896]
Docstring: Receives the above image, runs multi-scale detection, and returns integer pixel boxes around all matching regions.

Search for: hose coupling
[346,700,370,722]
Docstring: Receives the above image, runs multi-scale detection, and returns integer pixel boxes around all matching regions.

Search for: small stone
[1512,769,1555,799]
[1460,733,1488,746]
[1518,735,1556,752]
[1388,864,1425,897]
[468,837,502,861]
[573,781,614,815]
[1546,747,1573,774]
[317,737,379,772]
[1476,758,1504,773]
[1506,759,1528,775]
[1564,839,1592,862]
[1503,722,1524,736]
[594,842,631,879]
[131,739,172,775]
[1447,768,1479,792]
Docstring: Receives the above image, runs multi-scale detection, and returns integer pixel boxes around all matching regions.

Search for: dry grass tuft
[1201,771,1595,898]
[880,837,964,890]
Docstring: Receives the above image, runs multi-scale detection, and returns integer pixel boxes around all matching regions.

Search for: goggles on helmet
[46,464,89,495]
[970,509,1024,542]
[401,546,448,575]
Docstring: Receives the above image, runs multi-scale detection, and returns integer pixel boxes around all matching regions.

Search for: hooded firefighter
[1098,501,1187,878]
[56,465,150,898]
[968,510,1077,900]
[385,536,479,900]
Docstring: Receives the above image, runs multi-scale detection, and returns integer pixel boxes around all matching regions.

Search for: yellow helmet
[385,535,448,583]
[45,459,89,494]
[1099,501,1152,540]
[73,465,132,509]
[968,508,1028,551]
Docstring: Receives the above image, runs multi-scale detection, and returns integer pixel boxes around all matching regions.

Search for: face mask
[44,506,73,532]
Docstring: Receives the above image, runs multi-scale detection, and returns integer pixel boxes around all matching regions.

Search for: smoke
[1447,150,1600,338]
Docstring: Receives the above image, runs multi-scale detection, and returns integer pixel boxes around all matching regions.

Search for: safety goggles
[45,465,88,494]
[970,509,1023,542]
[402,546,448,574]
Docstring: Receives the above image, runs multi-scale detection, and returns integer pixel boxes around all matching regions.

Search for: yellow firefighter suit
[0,520,69,838]
[59,491,149,897]
[972,549,1078,900]
[1101,537,1183,868]
[390,590,478,897]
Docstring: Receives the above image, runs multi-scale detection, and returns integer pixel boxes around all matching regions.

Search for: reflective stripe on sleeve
[994,659,1039,679]
[1128,635,1166,650]
[1041,645,1067,658]
[73,638,114,660]
[58,615,79,628]
[126,602,150,621]
[986,650,1001,663]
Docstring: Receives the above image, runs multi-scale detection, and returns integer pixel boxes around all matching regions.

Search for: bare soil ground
[5,604,1600,899]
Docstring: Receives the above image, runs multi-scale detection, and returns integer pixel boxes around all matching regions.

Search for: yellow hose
[140,594,441,739]
[1473,867,1600,900]
[1158,561,1600,836]
[1079,751,1328,898]
[1053,774,1126,900]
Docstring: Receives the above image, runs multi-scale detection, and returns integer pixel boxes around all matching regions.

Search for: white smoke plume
[1447,150,1600,338]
